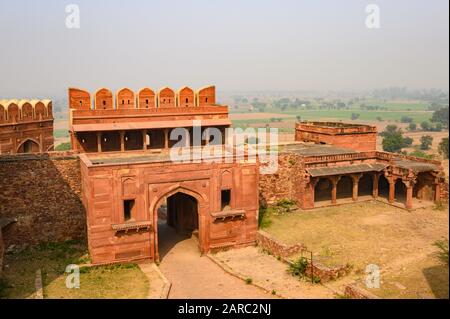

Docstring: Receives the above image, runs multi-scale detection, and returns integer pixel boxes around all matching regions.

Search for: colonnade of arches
[312,171,438,209]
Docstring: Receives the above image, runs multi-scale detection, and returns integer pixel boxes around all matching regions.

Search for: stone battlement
[0,99,53,124]
[69,85,218,110]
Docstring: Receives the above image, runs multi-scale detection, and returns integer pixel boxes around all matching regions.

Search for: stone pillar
[405,184,413,209]
[96,132,102,153]
[142,130,148,150]
[388,180,395,203]
[39,133,43,153]
[351,174,362,201]
[330,176,340,205]
[204,128,210,146]
[164,129,169,149]
[304,177,318,209]
[372,174,379,199]
[120,131,125,152]
[435,182,441,202]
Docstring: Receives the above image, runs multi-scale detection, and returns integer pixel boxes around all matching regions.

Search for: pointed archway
[152,187,205,261]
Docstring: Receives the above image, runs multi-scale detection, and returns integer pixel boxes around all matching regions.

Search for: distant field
[231,110,432,129]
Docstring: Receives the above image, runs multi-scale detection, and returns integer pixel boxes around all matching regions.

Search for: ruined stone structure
[260,121,446,210]
[69,86,259,265]
[295,121,377,151]
[0,99,54,154]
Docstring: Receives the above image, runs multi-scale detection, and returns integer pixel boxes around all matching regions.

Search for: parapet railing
[71,105,228,119]
[302,151,379,164]
[296,122,377,134]
[301,150,442,167]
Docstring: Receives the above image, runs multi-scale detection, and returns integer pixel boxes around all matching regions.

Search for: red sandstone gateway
[70,86,259,264]
[65,86,446,265]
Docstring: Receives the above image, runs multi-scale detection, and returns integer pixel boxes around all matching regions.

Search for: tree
[296,115,302,122]
[420,121,432,131]
[381,125,406,153]
[408,123,417,131]
[401,116,413,123]
[431,107,449,128]
[438,138,449,159]
[420,135,433,150]
[351,113,360,120]
[434,123,443,132]
[403,137,413,147]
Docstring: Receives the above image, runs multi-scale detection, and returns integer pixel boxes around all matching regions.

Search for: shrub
[408,123,417,131]
[433,239,449,265]
[351,113,360,120]
[420,135,433,150]
[403,137,413,147]
[288,257,309,278]
[420,121,432,131]
[245,278,253,284]
[438,138,449,159]
[401,116,413,123]
[408,150,434,159]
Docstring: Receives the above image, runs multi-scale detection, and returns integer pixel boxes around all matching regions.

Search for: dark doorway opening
[315,178,332,203]
[378,175,390,200]
[395,179,407,205]
[358,174,373,197]
[336,176,353,200]
[157,192,199,259]
[18,139,40,154]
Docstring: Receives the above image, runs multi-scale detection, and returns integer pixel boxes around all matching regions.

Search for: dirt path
[157,224,274,299]
[213,246,337,299]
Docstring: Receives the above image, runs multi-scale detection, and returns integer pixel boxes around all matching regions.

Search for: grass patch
[1,240,149,299]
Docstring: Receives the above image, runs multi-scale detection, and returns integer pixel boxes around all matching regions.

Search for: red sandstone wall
[82,159,259,265]
[295,128,377,151]
[0,153,86,247]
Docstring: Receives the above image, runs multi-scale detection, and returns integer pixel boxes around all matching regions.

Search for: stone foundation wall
[0,152,86,248]
[256,230,305,257]
[344,284,380,299]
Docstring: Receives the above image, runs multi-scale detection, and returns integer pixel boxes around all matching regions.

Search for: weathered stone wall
[259,153,304,205]
[344,284,380,299]
[0,152,86,248]
[256,230,305,257]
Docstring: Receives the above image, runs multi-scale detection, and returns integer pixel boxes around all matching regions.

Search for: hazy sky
[0,0,448,98]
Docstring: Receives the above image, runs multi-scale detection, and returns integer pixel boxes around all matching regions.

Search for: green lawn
[0,240,149,299]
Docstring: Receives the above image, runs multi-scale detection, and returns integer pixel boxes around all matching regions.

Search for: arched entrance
[358,173,373,197]
[378,175,390,200]
[314,178,332,204]
[155,191,200,260]
[336,176,353,201]
[17,139,40,153]
[395,178,407,205]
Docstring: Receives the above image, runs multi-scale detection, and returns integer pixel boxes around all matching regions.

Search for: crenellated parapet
[68,85,217,110]
[0,99,53,124]
[0,99,54,154]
